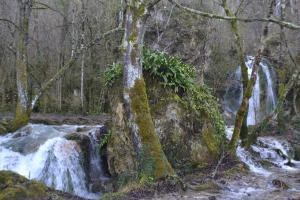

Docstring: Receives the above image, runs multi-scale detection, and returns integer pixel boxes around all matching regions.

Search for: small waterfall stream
[0,124,108,199]
[224,56,277,125]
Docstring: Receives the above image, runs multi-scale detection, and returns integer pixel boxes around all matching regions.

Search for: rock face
[152,100,212,169]
[106,77,223,181]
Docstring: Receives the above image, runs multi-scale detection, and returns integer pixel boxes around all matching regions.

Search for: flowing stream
[0,124,108,199]
[219,58,300,199]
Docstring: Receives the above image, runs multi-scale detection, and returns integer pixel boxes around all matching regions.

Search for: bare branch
[0,18,20,31]
[33,1,65,17]
[168,0,300,30]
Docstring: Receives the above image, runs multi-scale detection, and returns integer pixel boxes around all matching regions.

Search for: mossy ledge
[0,170,46,200]
[0,170,86,200]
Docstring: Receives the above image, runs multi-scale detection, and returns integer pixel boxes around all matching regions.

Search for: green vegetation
[105,62,123,87]
[143,48,195,93]
[99,130,112,149]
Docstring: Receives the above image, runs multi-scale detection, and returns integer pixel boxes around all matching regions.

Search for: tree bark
[10,0,33,132]
[122,0,174,179]
[221,0,249,141]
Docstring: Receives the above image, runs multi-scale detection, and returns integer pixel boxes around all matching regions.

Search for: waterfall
[261,62,276,113]
[0,124,106,200]
[275,0,282,17]
[246,57,261,125]
[224,56,277,125]
[88,127,110,191]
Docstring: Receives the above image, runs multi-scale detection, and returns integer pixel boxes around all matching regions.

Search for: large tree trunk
[122,0,174,179]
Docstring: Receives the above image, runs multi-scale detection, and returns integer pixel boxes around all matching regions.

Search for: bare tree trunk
[57,1,70,112]
[293,88,299,117]
[80,0,86,113]
[10,0,33,131]
[122,0,174,179]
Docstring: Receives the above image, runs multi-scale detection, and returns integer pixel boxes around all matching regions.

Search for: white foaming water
[246,57,261,125]
[225,127,299,176]
[260,63,276,112]
[0,124,102,200]
[236,145,271,176]
[88,128,109,184]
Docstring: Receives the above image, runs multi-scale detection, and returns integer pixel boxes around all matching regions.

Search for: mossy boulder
[105,49,225,181]
[106,77,224,178]
[147,79,220,169]
[0,171,46,200]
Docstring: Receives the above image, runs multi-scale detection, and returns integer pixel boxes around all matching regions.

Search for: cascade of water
[260,62,276,112]
[0,124,102,200]
[88,127,108,183]
[246,57,261,125]
[226,126,300,177]
[223,56,277,125]
[275,0,282,17]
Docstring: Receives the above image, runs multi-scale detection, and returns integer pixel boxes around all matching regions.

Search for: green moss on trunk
[130,78,175,179]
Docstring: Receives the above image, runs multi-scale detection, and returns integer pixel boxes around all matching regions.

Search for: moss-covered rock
[148,81,221,169]
[105,49,225,182]
[0,171,46,200]
[0,171,88,200]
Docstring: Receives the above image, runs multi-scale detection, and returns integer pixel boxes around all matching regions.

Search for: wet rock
[65,132,91,177]
[272,179,289,190]
[293,145,300,161]
[208,196,217,200]
[90,179,113,193]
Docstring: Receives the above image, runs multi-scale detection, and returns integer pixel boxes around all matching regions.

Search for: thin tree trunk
[293,88,299,117]
[57,2,70,112]
[80,0,86,113]
[229,1,275,153]
[221,0,249,140]
[122,0,174,179]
